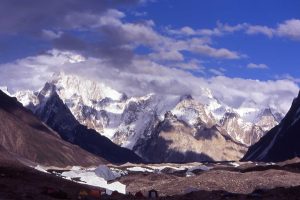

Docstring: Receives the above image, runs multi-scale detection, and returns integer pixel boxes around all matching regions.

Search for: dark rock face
[33,84,143,164]
[0,90,105,167]
[242,91,300,162]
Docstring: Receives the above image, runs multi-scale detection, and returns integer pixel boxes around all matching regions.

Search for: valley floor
[1,159,300,199]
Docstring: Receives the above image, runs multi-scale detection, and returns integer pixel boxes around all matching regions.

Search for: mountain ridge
[0,89,106,167]
[10,72,286,162]
[21,84,143,164]
[242,91,300,162]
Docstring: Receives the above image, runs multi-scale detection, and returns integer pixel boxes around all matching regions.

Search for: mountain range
[6,72,284,163]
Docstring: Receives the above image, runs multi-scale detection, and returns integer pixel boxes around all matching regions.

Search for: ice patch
[187,165,212,172]
[62,168,126,194]
[34,165,49,173]
[70,166,82,171]
[95,165,118,181]
[127,166,154,173]
[229,162,240,167]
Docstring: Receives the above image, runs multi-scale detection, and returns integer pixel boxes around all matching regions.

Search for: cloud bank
[0,1,299,116]
[0,50,298,115]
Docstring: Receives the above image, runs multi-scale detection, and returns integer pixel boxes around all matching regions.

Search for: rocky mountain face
[242,91,300,162]
[0,90,105,167]
[135,111,247,163]
[220,112,265,146]
[22,83,142,164]
[14,72,283,162]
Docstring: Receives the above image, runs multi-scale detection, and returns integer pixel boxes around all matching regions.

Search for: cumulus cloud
[189,44,240,59]
[167,22,247,37]
[1,1,298,116]
[245,25,274,38]
[0,50,298,115]
[149,50,184,62]
[0,0,245,76]
[173,59,205,73]
[207,76,299,113]
[247,63,269,69]
[244,19,300,40]
[277,19,300,40]
[0,50,79,91]
[167,26,223,37]
[275,74,300,83]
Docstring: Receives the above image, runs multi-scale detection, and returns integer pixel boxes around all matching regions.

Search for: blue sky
[128,0,300,81]
[0,0,299,109]
[1,0,299,80]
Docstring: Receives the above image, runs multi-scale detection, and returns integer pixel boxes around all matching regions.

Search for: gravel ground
[1,159,300,199]
[117,161,300,197]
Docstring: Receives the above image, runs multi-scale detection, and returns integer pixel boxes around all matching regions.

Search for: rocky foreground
[1,158,300,199]
[113,159,300,199]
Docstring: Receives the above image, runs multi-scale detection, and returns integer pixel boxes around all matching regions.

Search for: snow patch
[0,86,10,96]
[61,166,126,194]
[34,165,49,173]
[127,166,154,173]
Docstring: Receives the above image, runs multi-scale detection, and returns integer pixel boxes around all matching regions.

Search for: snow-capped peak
[12,71,284,153]
[14,90,39,107]
[51,72,123,104]
[0,86,10,96]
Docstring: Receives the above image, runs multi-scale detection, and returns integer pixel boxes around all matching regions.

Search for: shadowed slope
[0,90,105,167]
[32,83,143,164]
[242,91,300,162]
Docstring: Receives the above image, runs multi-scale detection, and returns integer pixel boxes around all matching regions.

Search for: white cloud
[0,50,84,91]
[61,9,242,62]
[244,19,300,40]
[167,19,300,41]
[275,74,300,83]
[207,76,299,113]
[217,22,247,33]
[174,59,205,73]
[245,25,274,38]
[149,50,184,61]
[42,30,63,40]
[0,50,298,115]
[277,19,300,40]
[247,63,269,69]
[189,44,240,59]
[167,22,247,37]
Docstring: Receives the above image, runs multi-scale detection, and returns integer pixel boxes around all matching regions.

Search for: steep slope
[220,112,265,146]
[254,108,282,132]
[30,83,142,164]
[0,90,105,167]
[0,145,22,167]
[31,73,279,149]
[242,91,300,162]
[135,112,247,163]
